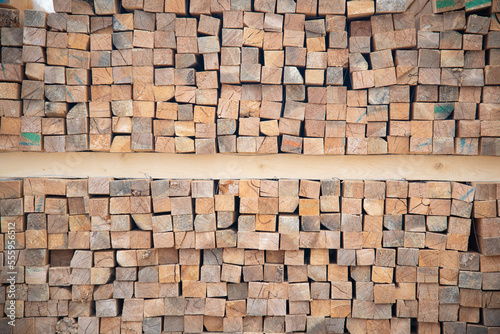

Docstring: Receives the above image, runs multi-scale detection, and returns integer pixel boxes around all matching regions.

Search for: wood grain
[0,153,498,181]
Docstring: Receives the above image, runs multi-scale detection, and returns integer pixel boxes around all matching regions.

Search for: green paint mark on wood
[20,132,41,146]
[436,0,455,8]
[465,0,490,9]
[434,104,454,114]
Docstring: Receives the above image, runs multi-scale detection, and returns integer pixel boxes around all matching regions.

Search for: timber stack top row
[0,0,497,154]
[0,177,499,333]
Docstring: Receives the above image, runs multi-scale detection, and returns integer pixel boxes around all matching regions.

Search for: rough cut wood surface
[0,177,499,333]
[0,3,497,155]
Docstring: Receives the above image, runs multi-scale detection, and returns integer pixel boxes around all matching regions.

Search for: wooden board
[0,153,499,181]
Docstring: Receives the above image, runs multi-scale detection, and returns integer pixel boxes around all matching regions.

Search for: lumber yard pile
[0,177,499,333]
[0,0,498,154]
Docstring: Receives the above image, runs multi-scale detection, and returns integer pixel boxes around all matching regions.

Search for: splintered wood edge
[0,153,498,181]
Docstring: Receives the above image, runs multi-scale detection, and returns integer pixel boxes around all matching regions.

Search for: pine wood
[3,176,500,331]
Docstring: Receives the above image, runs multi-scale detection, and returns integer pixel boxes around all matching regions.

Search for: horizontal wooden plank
[0,153,498,181]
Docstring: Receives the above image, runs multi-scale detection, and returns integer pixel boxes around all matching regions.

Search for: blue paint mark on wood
[460,188,475,201]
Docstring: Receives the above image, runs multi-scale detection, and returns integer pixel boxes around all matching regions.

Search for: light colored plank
[0,153,498,181]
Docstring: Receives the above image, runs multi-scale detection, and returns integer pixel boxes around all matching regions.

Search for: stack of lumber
[0,177,499,333]
[0,1,498,154]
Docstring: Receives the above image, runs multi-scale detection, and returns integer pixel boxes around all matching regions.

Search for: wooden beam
[0,153,498,181]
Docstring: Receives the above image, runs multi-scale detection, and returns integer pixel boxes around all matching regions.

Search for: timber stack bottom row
[0,178,499,333]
